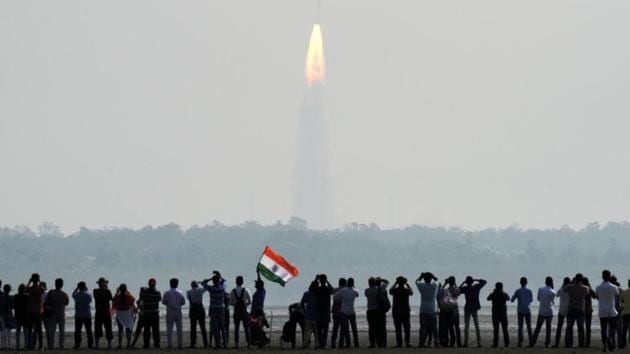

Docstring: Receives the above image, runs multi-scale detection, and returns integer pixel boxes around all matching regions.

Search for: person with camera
[313,274,333,349]
[459,276,487,348]
[416,272,439,348]
[390,276,413,348]
[330,278,346,349]
[364,276,389,348]
[202,270,227,349]
[334,277,359,348]
[187,281,208,349]
[25,273,45,350]
[72,281,93,349]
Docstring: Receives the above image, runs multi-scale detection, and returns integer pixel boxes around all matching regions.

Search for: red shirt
[113,292,135,311]
[27,285,45,315]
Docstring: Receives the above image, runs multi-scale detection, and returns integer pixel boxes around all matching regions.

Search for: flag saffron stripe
[262,246,299,277]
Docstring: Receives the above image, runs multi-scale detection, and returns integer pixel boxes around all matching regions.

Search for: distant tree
[38,221,63,238]
[288,217,307,229]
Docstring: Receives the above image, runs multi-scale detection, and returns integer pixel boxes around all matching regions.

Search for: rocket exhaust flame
[305,24,325,87]
[293,23,333,228]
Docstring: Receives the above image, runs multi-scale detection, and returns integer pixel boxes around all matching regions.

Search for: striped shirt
[202,280,226,309]
[139,287,161,318]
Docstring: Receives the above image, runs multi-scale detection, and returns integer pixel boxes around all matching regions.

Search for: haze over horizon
[2,1,630,233]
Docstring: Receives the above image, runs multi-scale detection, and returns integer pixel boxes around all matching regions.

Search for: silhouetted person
[187,281,208,348]
[301,281,318,348]
[621,279,630,349]
[13,284,28,350]
[439,276,461,347]
[223,291,230,347]
[597,270,620,352]
[73,281,93,349]
[26,273,45,350]
[583,277,596,347]
[553,276,571,347]
[112,284,135,349]
[336,277,359,348]
[283,303,304,348]
[365,276,389,348]
[487,282,510,348]
[330,278,345,348]
[416,272,439,347]
[45,278,68,349]
[459,276,486,347]
[313,274,333,349]
[529,276,555,348]
[511,276,533,347]
[390,276,413,348]
[93,277,113,349]
[202,270,227,349]
[251,271,265,314]
[162,278,185,349]
[133,278,161,349]
[230,275,251,348]
[610,276,623,350]
[565,273,588,348]
[0,283,12,350]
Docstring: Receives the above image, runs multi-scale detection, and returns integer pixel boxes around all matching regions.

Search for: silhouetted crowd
[1,270,630,351]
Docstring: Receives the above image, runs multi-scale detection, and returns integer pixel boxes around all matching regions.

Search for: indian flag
[257,246,300,286]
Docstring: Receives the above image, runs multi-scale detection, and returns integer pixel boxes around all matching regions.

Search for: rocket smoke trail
[292,24,333,228]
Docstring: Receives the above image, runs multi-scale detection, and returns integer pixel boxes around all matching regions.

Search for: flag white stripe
[259,254,295,282]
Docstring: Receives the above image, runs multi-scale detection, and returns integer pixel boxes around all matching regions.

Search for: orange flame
[305,24,325,87]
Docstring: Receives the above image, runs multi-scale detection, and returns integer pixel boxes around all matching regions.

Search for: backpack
[43,290,54,318]
[233,288,247,314]
[378,288,391,313]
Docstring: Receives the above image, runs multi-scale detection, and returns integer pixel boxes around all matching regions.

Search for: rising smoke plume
[292,24,333,228]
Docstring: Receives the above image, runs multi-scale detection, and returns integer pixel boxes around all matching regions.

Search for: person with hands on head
[313,274,334,349]
[202,270,227,349]
[390,276,413,348]
[416,272,439,348]
[25,273,45,350]
[72,281,93,349]
[459,276,487,348]
[187,281,208,349]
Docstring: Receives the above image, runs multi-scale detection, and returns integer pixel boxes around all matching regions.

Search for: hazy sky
[1,1,629,232]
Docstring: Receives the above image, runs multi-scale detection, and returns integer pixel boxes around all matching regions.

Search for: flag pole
[268,310,274,347]
[256,245,268,273]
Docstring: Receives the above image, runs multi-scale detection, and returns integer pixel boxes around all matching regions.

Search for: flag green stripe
[257,263,286,286]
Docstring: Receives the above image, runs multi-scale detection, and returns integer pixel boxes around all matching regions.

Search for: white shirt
[596,281,619,318]
[162,288,186,313]
[335,287,359,315]
[537,286,556,317]
[556,286,569,316]
[230,286,252,307]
